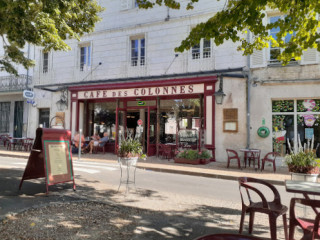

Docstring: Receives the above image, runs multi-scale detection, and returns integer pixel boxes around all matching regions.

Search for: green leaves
[138,0,320,65]
[0,0,103,75]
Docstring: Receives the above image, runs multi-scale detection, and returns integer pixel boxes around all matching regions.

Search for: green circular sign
[257,126,270,138]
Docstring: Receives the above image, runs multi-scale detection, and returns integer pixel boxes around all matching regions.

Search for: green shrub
[176,149,211,160]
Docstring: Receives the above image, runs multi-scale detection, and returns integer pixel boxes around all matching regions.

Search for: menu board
[44,140,73,185]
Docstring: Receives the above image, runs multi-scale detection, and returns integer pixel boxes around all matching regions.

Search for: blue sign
[305,128,314,139]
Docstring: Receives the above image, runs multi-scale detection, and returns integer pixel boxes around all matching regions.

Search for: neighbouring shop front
[69,76,218,158]
[272,99,320,157]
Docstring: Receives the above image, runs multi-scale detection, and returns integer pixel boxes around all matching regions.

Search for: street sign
[137,101,146,106]
[137,119,143,126]
[23,90,34,99]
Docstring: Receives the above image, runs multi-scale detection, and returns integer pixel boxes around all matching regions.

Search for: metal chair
[289,198,320,240]
[194,233,264,240]
[238,177,288,240]
[226,149,241,169]
[261,152,279,172]
[23,138,34,151]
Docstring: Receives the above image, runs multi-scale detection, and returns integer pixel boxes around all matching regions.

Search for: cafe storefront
[69,76,218,159]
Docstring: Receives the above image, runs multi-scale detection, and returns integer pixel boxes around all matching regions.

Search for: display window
[272,99,320,157]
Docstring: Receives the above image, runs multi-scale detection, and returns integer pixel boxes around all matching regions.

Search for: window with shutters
[121,0,138,10]
[223,108,238,133]
[268,16,296,65]
[131,37,145,66]
[192,39,211,60]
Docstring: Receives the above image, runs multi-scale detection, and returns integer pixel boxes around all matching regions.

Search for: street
[0,156,297,239]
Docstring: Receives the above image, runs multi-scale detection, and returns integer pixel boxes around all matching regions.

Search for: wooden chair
[238,177,288,240]
[226,149,241,169]
[245,149,261,169]
[194,233,264,240]
[289,198,320,240]
[261,152,279,172]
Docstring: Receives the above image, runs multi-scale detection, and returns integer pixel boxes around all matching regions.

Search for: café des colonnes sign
[78,84,204,99]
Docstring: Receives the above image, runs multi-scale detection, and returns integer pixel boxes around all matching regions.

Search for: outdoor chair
[245,149,261,169]
[289,198,320,240]
[238,177,288,240]
[226,149,241,169]
[23,138,34,151]
[162,144,174,160]
[194,233,264,240]
[261,152,279,172]
[6,137,18,151]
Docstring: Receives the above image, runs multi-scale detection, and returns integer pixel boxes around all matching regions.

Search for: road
[0,156,296,239]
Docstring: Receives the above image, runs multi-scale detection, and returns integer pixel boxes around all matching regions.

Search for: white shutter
[250,14,267,68]
[121,0,129,10]
[301,48,319,65]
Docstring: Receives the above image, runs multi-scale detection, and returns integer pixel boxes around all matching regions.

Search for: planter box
[174,158,210,165]
[291,172,319,182]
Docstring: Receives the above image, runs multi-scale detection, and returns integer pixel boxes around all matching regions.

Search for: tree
[0,0,103,75]
[137,0,320,65]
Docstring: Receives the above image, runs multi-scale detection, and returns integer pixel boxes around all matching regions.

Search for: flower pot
[291,172,319,182]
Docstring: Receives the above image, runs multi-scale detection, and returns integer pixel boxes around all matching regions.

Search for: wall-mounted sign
[23,90,34,99]
[137,101,146,106]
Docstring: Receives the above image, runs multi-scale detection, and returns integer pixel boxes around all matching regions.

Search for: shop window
[192,39,211,60]
[223,108,238,133]
[39,108,50,128]
[0,102,10,133]
[80,44,91,71]
[131,37,145,66]
[272,99,320,157]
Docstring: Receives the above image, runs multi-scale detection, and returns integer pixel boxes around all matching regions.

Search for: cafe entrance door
[116,106,157,156]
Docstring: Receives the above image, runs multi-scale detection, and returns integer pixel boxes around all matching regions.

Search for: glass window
[88,102,116,141]
[131,37,145,66]
[192,39,211,60]
[43,52,49,73]
[39,108,50,128]
[272,99,320,157]
[80,45,91,71]
[0,102,10,133]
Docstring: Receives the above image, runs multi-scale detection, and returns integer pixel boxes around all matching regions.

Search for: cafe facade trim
[69,75,218,159]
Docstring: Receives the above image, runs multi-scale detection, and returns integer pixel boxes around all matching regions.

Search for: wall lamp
[56,88,68,111]
[214,75,226,105]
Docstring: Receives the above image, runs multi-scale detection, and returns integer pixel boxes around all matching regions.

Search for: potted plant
[174,149,211,165]
[118,138,146,165]
[285,137,319,182]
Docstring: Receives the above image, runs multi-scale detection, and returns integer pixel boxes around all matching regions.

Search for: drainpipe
[245,31,252,149]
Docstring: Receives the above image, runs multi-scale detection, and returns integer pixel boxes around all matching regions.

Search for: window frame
[0,102,10,133]
[191,38,212,60]
[42,52,49,73]
[130,37,145,67]
[79,44,92,72]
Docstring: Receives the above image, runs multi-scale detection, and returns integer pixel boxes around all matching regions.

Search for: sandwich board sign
[19,128,75,194]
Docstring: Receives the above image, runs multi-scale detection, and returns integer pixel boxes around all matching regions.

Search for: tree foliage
[137,0,320,65]
[0,0,103,75]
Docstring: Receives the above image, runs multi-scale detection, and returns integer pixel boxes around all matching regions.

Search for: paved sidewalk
[0,148,291,185]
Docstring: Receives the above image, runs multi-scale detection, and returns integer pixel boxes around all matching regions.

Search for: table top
[285,180,320,196]
[239,148,260,152]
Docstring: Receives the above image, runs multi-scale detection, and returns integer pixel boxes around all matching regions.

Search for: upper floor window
[192,39,211,59]
[80,45,91,71]
[269,16,295,64]
[0,102,10,133]
[43,52,49,73]
[131,37,145,66]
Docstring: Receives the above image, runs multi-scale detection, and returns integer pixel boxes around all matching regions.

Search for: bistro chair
[245,149,261,169]
[193,233,264,240]
[162,144,175,160]
[289,198,320,240]
[6,137,17,151]
[261,152,279,173]
[23,138,34,152]
[158,144,164,158]
[226,149,241,169]
[238,177,288,240]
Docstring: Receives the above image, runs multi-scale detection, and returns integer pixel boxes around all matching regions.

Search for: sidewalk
[0,147,291,185]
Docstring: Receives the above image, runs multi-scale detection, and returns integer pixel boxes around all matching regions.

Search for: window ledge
[267,61,298,67]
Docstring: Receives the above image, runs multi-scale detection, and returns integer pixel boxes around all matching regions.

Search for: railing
[0,74,32,92]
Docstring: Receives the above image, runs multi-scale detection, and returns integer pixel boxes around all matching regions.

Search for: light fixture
[214,75,226,105]
[56,88,68,111]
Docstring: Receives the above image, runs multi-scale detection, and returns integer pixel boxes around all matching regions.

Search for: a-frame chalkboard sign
[19,128,76,194]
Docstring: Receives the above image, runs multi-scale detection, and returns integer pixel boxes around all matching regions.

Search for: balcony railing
[0,74,32,92]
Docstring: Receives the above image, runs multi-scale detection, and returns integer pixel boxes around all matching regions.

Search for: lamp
[56,89,68,111]
[214,75,226,105]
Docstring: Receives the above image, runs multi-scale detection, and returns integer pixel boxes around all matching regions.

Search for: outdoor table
[285,180,320,214]
[239,148,260,169]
